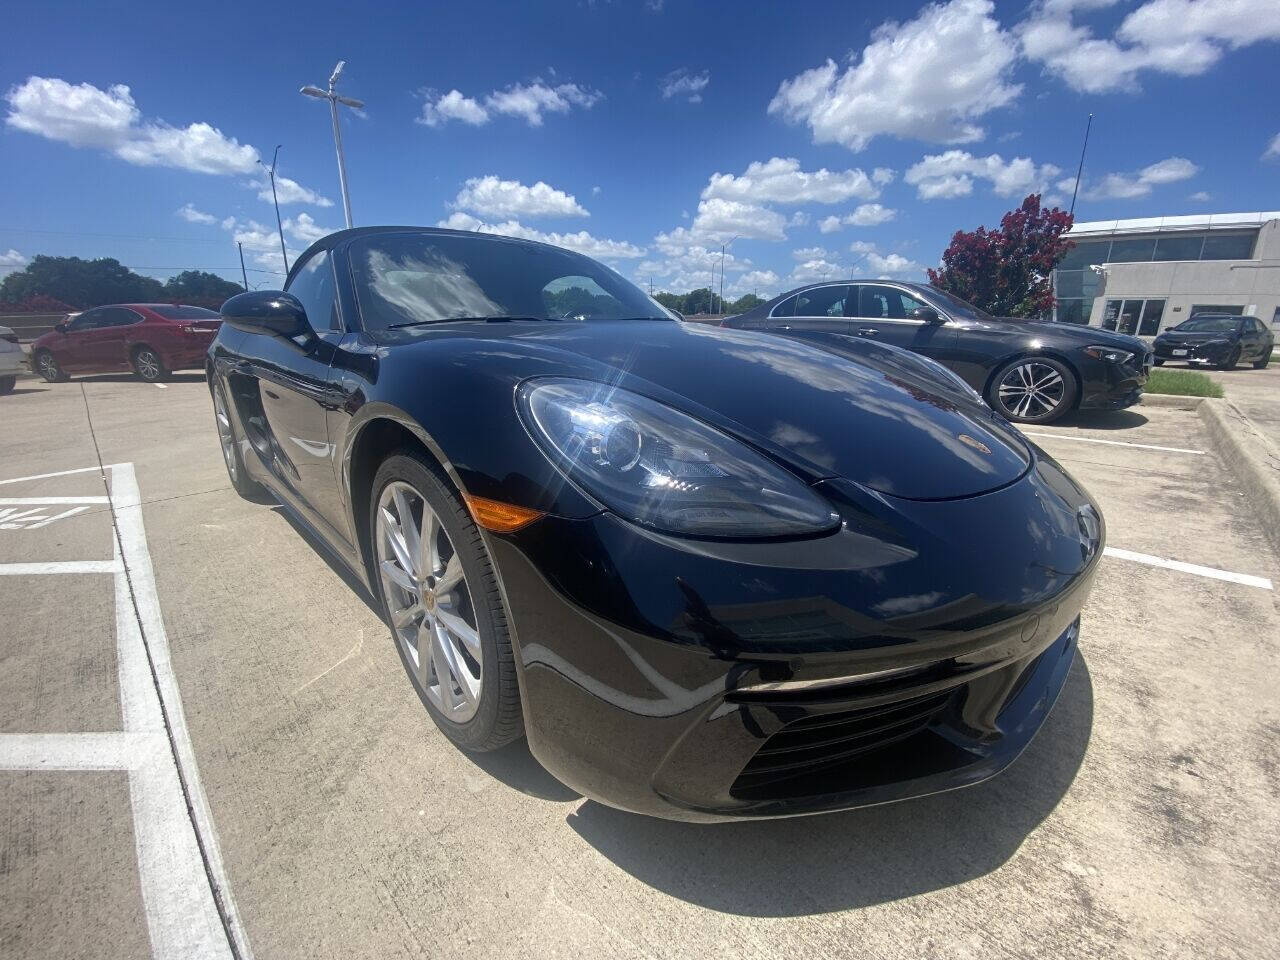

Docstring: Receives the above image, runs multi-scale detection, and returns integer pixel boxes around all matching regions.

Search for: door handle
[857,328,879,337]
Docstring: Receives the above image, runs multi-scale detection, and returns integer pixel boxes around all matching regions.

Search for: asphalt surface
[1,374,1277,960]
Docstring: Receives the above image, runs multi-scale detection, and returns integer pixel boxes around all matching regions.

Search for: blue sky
[2,0,1278,299]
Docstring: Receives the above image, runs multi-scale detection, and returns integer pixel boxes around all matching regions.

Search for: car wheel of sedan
[0,375,14,395]
[212,380,272,503]
[370,452,522,752]
[1251,350,1270,370]
[132,345,167,382]
[1218,347,1240,371]
[34,350,67,383]
[989,356,1077,424]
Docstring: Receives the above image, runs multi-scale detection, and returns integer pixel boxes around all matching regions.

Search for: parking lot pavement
[1202,363,1280,450]
[2,377,1278,960]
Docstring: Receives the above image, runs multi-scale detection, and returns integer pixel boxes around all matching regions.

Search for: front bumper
[489,455,1100,821]
[1077,350,1150,410]
[0,349,25,376]
[1153,340,1234,364]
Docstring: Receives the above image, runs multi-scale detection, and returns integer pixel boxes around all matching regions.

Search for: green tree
[0,255,164,309]
[927,194,1074,318]
[728,293,765,314]
[162,270,243,309]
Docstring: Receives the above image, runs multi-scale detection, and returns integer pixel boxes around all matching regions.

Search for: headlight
[520,378,841,538]
[1085,345,1135,364]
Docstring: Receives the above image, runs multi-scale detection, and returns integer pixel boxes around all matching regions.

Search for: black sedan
[208,226,1101,821]
[723,281,1151,423]
[1153,313,1274,370]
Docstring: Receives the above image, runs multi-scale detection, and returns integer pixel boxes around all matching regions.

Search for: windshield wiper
[386,316,556,329]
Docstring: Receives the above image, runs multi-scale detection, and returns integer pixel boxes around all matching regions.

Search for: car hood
[979,316,1148,352]
[398,320,1033,501]
[1157,329,1236,342]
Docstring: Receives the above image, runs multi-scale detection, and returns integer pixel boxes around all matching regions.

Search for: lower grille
[731,689,955,800]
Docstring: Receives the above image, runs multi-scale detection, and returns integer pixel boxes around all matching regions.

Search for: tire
[1253,351,1271,370]
[212,379,272,502]
[369,450,522,752]
[34,350,67,383]
[1218,347,1240,371]
[131,345,168,382]
[0,375,14,395]
[988,356,1078,424]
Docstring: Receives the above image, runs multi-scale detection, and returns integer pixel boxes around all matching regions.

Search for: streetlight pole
[719,235,739,316]
[237,242,249,291]
[301,61,364,229]
[1069,113,1093,217]
[258,145,289,275]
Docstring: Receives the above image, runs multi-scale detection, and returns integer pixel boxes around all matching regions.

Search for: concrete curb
[1196,397,1280,561]
[1139,393,1204,410]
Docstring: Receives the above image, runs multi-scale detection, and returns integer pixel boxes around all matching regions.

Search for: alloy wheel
[38,353,58,379]
[996,360,1067,420]
[136,350,161,380]
[375,480,483,722]
[213,388,237,481]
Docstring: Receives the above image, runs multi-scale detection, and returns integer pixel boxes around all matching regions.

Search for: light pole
[258,145,289,275]
[718,235,739,316]
[301,60,363,229]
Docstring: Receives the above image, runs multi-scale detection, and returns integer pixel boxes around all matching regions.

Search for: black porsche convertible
[209,226,1102,821]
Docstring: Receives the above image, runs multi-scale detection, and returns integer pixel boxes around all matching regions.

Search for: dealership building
[1052,211,1280,337]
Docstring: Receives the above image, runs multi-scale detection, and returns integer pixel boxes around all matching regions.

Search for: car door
[80,306,142,372]
[229,249,350,543]
[767,284,855,336]
[850,284,955,362]
[1243,318,1266,359]
[55,308,108,369]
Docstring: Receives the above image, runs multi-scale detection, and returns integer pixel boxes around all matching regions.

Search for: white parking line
[0,464,118,486]
[0,462,251,960]
[1104,546,1273,590]
[0,496,110,504]
[1023,431,1205,455]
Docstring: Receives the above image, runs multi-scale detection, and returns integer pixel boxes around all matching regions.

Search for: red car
[31,303,222,383]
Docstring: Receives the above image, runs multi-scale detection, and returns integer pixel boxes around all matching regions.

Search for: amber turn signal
[464,494,545,533]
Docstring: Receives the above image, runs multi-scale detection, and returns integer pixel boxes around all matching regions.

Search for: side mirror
[913,306,943,324]
[221,291,308,338]
[54,321,68,334]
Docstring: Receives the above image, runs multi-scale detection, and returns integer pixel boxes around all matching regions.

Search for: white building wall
[1086,220,1280,335]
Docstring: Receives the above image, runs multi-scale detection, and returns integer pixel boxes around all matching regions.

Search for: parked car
[0,325,22,394]
[1152,313,1273,370]
[208,226,1101,821]
[31,303,222,383]
[722,281,1152,424]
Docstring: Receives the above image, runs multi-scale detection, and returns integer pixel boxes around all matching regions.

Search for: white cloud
[817,204,898,232]
[1078,156,1199,199]
[176,203,216,225]
[792,246,830,260]
[872,167,896,186]
[1265,132,1280,159]
[453,175,588,219]
[485,80,603,127]
[731,270,780,298]
[282,212,331,247]
[701,156,882,205]
[417,79,602,128]
[789,258,845,283]
[592,185,602,195]
[768,0,1021,151]
[1018,0,1280,94]
[222,213,337,276]
[0,249,28,278]
[1188,191,1211,201]
[844,242,925,279]
[904,150,1062,199]
[418,89,489,127]
[691,198,787,243]
[5,76,326,202]
[258,175,333,207]
[639,227,756,293]
[437,211,643,261]
[660,68,710,102]
[849,240,877,254]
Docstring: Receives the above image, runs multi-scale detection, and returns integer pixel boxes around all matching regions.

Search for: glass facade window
[1109,238,1157,262]
[1057,240,1110,270]
[1153,235,1204,261]
[1138,300,1166,336]
[1190,304,1244,316]
[1057,299,1085,324]
[1054,269,1084,298]
[1201,233,1256,260]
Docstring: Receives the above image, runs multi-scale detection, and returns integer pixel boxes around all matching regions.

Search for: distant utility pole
[259,145,289,275]
[237,242,249,291]
[719,235,739,316]
[301,60,364,229]
[1069,113,1093,217]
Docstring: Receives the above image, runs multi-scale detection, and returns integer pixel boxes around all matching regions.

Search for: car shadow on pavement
[74,372,207,385]
[566,654,1094,915]
[270,505,383,618]
[463,739,583,802]
[1052,410,1148,430]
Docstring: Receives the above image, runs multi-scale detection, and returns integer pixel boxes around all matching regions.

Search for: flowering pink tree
[927,195,1074,318]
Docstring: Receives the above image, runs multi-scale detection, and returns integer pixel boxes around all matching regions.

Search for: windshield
[921,285,991,321]
[1175,315,1241,333]
[350,232,671,329]
[150,305,220,320]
